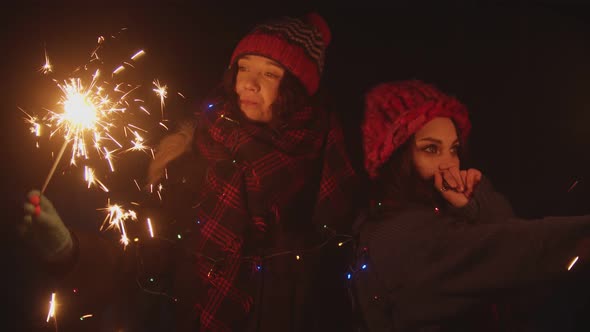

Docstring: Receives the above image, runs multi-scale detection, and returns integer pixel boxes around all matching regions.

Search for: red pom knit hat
[362,80,472,179]
[230,12,331,96]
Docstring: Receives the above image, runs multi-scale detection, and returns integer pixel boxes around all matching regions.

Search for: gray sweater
[354,177,590,331]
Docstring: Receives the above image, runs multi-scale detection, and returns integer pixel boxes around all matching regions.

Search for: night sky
[3,2,590,330]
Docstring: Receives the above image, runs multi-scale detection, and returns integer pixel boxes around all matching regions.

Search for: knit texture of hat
[362,80,471,179]
[230,12,331,96]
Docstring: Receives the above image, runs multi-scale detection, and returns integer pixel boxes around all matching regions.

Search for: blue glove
[19,190,73,262]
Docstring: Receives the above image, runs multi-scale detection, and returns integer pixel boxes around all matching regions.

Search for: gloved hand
[19,190,74,263]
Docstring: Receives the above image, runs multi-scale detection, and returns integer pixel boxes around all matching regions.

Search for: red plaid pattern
[190,104,356,330]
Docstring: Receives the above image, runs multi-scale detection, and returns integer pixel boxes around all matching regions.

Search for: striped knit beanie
[362,80,471,179]
[230,12,331,96]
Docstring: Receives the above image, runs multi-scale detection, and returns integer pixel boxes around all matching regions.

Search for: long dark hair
[371,138,440,209]
[221,60,310,129]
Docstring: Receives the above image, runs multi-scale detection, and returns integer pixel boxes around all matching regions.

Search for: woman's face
[234,55,285,123]
[411,117,461,180]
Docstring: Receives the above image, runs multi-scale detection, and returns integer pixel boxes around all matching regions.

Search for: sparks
[156,183,164,201]
[112,65,125,75]
[567,256,579,271]
[84,166,109,192]
[127,130,149,152]
[158,122,169,130]
[147,218,155,238]
[46,292,56,322]
[20,107,42,137]
[40,49,52,74]
[100,200,137,247]
[133,179,141,191]
[23,31,180,243]
[139,105,150,115]
[130,49,146,61]
[29,35,156,193]
[152,79,167,118]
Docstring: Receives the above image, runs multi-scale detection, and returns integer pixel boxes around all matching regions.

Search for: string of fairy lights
[131,224,359,302]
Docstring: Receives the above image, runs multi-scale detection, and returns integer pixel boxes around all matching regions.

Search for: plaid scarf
[190,104,356,331]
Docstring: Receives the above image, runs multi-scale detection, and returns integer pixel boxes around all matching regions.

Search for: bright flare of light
[100,201,137,247]
[152,79,167,117]
[46,292,56,322]
[156,183,164,201]
[113,65,125,75]
[20,108,42,137]
[130,50,145,60]
[127,130,149,152]
[133,179,141,191]
[61,82,98,130]
[567,256,579,271]
[49,73,120,167]
[84,166,109,192]
[40,49,52,74]
[147,218,154,238]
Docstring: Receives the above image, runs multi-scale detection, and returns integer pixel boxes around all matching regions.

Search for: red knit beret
[362,80,472,179]
[230,12,331,96]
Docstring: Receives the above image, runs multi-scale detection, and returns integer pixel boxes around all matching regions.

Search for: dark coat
[353,177,590,331]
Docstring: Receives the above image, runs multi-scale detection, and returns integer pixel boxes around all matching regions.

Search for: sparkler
[27,32,158,194]
[21,30,183,247]
[22,29,190,328]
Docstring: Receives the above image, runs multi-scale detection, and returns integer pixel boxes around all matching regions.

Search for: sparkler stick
[41,139,70,194]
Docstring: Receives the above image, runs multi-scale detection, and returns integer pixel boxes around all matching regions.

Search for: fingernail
[29,195,40,206]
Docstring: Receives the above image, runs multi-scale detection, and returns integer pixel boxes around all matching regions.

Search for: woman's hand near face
[460,168,482,198]
[434,165,482,208]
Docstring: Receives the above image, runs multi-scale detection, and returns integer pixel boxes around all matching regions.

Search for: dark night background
[3,1,590,330]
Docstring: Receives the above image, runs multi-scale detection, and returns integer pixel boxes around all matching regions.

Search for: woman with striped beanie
[352,80,590,331]
[20,12,358,332]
